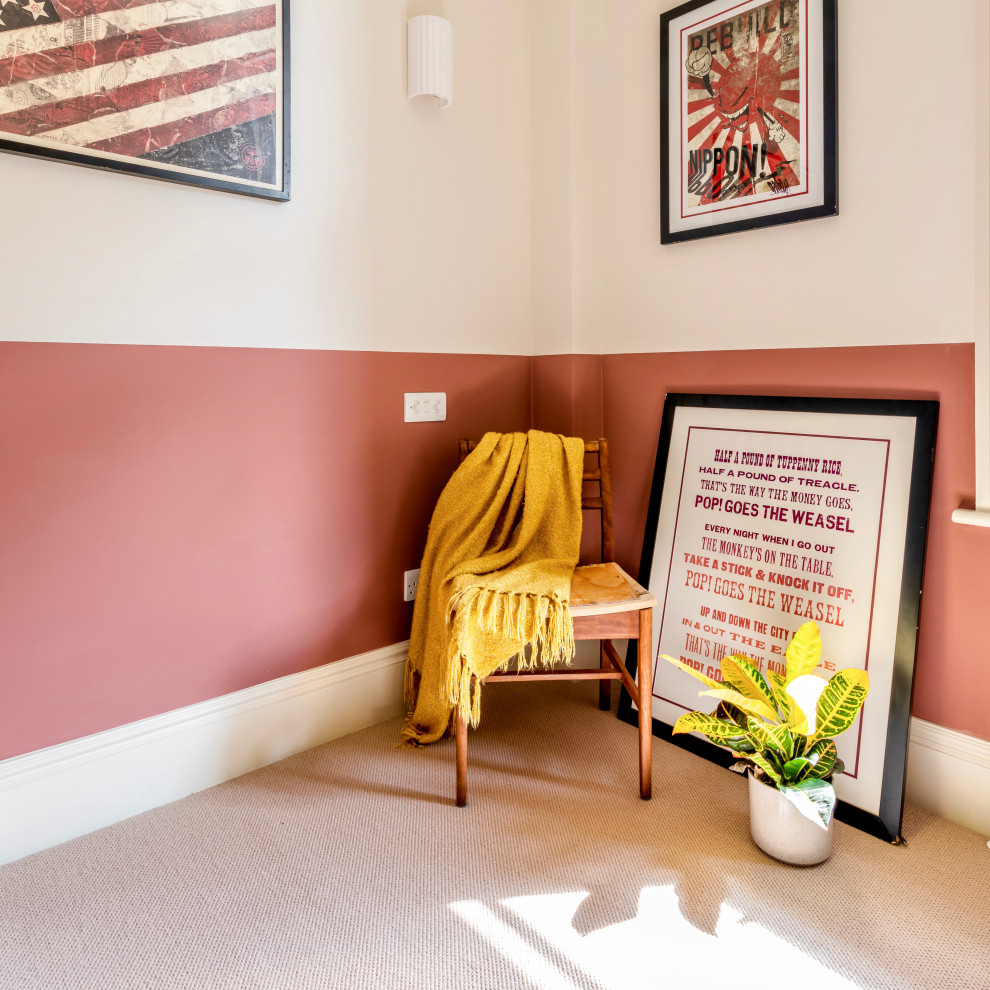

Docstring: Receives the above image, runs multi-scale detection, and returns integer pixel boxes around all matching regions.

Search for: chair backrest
[458,437,614,564]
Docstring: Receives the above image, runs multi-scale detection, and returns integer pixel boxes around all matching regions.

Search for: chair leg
[599,640,611,710]
[637,608,653,800]
[455,711,468,807]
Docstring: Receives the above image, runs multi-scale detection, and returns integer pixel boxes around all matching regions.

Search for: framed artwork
[619,394,938,842]
[0,0,290,201]
[660,0,837,243]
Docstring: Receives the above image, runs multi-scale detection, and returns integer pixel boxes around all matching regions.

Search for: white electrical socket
[404,392,446,422]
[404,568,420,602]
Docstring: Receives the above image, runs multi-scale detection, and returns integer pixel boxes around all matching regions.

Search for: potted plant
[662,620,869,865]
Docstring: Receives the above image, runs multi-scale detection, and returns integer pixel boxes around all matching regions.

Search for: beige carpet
[0,681,987,990]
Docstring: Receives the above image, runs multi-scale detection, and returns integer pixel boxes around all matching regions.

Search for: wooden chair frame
[453,438,654,807]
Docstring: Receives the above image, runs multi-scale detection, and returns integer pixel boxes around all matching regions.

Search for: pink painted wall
[3,342,984,761]
[531,354,604,441]
[531,354,605,564]
[0,344,531,761]
[586,343,987,741]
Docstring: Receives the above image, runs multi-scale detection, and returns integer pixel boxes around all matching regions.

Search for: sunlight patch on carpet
[453,889,865,990]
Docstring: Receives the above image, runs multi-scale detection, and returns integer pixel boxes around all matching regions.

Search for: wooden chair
[454,438,655,806]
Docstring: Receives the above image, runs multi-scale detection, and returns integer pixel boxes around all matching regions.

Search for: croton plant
[662,620,870,829]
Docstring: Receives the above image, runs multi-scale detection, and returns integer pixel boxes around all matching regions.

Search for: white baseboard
[0,642,408,866]
[906,717,990,837]
[1,649,985,866]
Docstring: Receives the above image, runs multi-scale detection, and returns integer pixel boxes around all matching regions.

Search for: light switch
[404,392,446,422]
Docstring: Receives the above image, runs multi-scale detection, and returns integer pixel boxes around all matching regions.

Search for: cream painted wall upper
[3,1,982,358]
[0,2,533,355]
[531,0,575,356]
[535,0,981,355]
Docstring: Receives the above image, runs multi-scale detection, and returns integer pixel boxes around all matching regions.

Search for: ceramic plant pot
[748,772,833,866]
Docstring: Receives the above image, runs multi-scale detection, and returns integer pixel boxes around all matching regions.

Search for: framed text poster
[619,395,938,841]
[0,0,290,201]
[660,0,837,243]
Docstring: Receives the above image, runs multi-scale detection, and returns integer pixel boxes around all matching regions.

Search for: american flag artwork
[0,0,289,200]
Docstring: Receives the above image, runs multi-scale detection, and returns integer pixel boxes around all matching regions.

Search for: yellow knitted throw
[402,431,585,746]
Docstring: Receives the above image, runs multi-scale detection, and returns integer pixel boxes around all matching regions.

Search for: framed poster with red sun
[660,0,837,243]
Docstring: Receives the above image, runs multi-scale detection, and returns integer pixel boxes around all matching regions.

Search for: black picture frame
[619,394,938,842]
[660,0,837,243]
[0,1,291,202]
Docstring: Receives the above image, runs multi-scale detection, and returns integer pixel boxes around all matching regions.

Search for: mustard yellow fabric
[402,431,585,746]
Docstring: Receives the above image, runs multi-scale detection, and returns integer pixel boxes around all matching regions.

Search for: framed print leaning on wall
[618,394,938,842]
[0,0,290,201]
[660,0,836,243]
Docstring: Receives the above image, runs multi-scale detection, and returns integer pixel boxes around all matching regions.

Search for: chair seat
[570,562,656,616]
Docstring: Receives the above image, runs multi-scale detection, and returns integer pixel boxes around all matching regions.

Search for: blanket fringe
[443,586,575,727]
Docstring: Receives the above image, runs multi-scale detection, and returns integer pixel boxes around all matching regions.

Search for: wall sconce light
[408,15,453,109]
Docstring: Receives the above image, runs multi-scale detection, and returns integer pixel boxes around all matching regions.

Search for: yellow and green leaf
[762,721,796,760]
[811,668,870,744]
[785,620,822,685]
[782,757,816,783]
[698,688,778,723]
[721,654,778,716]
[672,712,746,741]
[715,700,749,728]
[744,715,771,749]
[660,654,725,691]
[744,751,782,786]
[767,669,793,724]
[804,738,838,778]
